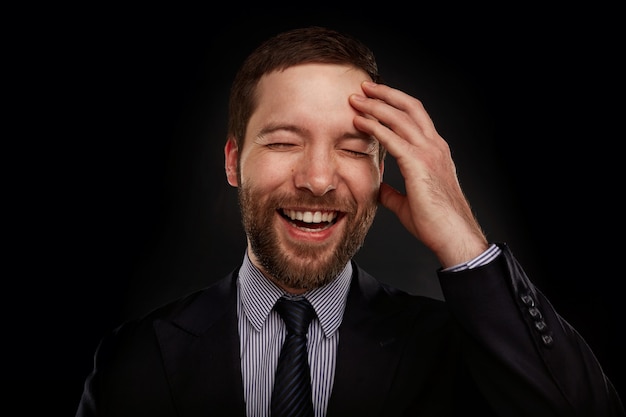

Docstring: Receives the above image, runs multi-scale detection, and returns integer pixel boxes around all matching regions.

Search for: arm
[440,243,624,416]
[350,81,488,268]
[349,82,625,416]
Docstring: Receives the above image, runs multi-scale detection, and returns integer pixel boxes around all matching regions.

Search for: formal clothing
[237,254,350,417]
[443,243,501,271]
[76,243,625,416]
[270,297,316,417]
[237,245,501,417]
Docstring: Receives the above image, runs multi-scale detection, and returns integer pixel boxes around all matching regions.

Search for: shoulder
[104,270,239,350]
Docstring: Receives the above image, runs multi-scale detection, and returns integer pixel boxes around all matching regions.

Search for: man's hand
[349,81,488,268]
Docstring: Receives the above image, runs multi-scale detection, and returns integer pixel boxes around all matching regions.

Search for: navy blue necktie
[271,297,316,417]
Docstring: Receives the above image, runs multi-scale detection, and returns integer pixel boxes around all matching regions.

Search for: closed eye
[266,143,298,150]
[341,149,370,157]
[338,135,377,159]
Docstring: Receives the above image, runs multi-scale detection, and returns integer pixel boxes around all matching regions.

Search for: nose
[294,149,338,196]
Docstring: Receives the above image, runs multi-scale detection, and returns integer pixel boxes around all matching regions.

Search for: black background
[7,5,624,414]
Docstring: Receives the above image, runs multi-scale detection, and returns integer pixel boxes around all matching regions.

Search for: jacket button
[528,307,542,320]
[534,320,548,332]
[541,334,554,347]
[521,294,534,307]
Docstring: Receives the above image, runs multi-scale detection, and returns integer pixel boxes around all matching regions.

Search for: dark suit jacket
[76,243,624,416]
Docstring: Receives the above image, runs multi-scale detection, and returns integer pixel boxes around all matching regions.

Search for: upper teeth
[283,209,337,223]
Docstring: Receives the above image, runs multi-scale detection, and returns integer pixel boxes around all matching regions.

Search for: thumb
[379,182,406,218]
[378,182,419,241]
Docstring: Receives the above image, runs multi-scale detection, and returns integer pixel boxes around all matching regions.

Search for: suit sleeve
[438,242,625,417]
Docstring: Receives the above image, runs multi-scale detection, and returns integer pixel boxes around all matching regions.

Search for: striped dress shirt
[236,244,501,417]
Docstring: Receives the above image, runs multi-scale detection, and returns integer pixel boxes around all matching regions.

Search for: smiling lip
[282,209,337,223]
[279,208,340,231]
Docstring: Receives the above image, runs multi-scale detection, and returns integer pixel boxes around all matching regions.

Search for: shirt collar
[238,251,352,338]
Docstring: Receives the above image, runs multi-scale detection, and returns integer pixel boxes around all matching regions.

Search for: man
[76,26,625,416]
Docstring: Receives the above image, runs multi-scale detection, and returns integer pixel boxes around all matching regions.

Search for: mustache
[270,191,357,213]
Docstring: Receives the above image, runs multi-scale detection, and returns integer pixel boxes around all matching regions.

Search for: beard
[238,183,378,291]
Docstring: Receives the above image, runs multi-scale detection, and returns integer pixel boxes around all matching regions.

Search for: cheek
[239,157,289,190]
[344,164,381,201]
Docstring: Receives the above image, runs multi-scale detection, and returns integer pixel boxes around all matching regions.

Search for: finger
[350,93,421,148]
[359,81,438,138]
[352,112,414,159]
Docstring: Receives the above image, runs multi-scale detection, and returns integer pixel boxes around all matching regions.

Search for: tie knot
[274,297,315,336]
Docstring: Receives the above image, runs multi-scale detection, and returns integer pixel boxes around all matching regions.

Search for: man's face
[225,63,384,293]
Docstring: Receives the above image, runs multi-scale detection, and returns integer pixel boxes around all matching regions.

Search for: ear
[379,158,385,182]
[224,137,239,187]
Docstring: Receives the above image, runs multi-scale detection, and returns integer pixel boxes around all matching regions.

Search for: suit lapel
[151,264,423,417]
[326,265,417,417]
[154,272,247,417]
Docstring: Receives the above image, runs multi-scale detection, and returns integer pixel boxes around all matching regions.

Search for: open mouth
[279,209,340,231]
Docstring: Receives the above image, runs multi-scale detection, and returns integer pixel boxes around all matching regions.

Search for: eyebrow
[257,123,377,145]
[257,123,304,139]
